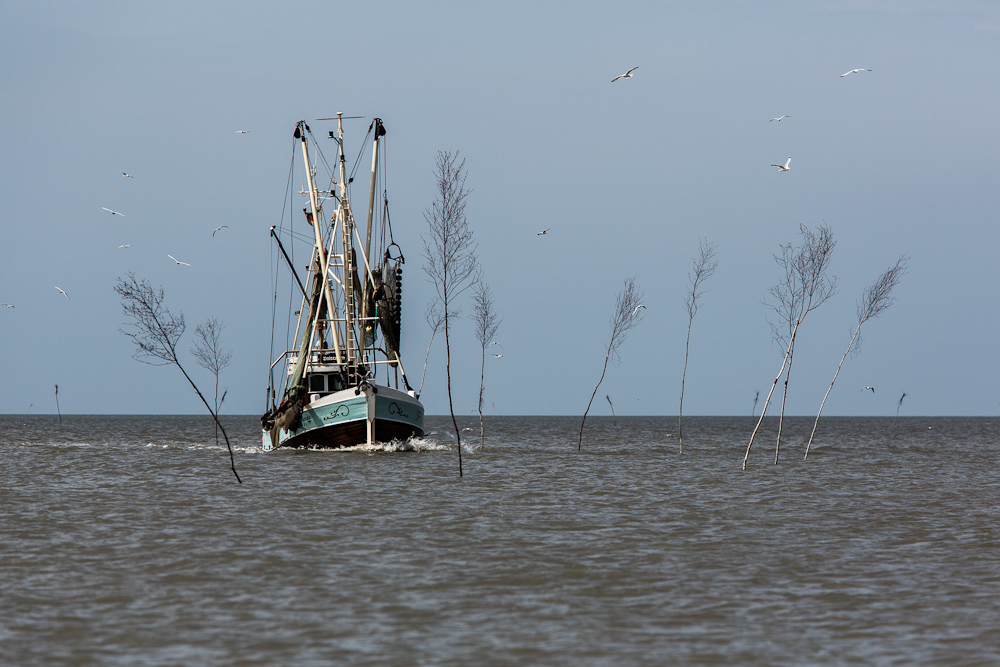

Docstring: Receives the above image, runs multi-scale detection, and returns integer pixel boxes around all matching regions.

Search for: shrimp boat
[261,115,424,450]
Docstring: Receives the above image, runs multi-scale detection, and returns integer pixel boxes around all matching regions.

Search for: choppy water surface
[2,415,998,666]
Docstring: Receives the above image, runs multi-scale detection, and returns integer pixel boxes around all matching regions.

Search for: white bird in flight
[2,303,14,308]
[102,207,125,217]
[840,68,871,77]
[769,115,790,122]
[612,66,638,82]
[537,228,550,235]
[861,386,875,393]
[167,254,191,266]
[235,130,249,134]
[213,225,229,237]
[54,286,70,299]
[121,171,134,178]
[493,354,503,358]
[118,244,131,248]
[770,157,791,172]
[632,304,646,317]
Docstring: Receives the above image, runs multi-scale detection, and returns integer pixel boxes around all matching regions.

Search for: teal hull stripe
[276,393,423,445]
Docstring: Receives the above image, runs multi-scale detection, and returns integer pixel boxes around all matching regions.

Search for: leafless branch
[422,150,478,476]
[473,278,502,449]
[579,277,644,450]
[804,254,908,458]
[116,274,186,366]
[679,238,718,453]
[192,317,233,448]
[115,273,241,483]
[892,391,907,433]
[745,223,837,468]
[418,303,443,398]
[192,318,233,377]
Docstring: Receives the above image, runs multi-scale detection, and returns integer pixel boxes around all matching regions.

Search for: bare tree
[418,304,443,398]
[743,224,836,469]
[422,150,478,476]
[472,279,502,449]
[579,278,644,450]
[191,317,233,448]
[679,238,718,453]
[115,273,241,484]
[54,384,61,425]
[805,255,907,459]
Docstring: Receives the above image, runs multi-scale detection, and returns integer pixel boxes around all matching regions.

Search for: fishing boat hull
[262,384,424,450]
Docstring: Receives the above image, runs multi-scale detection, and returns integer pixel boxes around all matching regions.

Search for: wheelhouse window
[309,374,325,393]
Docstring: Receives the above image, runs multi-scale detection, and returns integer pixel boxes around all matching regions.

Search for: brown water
[2,415,998,665]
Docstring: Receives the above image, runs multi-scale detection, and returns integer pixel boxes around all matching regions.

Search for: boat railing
[269,343,399,380]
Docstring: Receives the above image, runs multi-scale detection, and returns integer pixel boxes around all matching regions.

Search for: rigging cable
[348,121,375,186]
[268,135,298,409]
[304,126,336,188]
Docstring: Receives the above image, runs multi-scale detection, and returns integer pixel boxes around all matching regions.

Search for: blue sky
[2,1,998,417]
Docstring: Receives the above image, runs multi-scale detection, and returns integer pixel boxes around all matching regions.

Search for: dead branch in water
[579,278,644,450]
[679,238,717,454]
[805,255,907,459]
[473,279,501,449]
[115,273,241,484]
[422,150,478,476]
[744,224,836,469]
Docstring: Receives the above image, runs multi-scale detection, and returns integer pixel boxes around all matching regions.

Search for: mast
[336,112,357,369]
[359,118,384,356]
[364,118,383,268]
[297,121,342,365]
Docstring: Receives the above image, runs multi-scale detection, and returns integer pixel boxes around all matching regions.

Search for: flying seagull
[493,354,503,358]
[212,225,229,237]
[770,157,791,172]
[118,244,131,248]
[102,207,125,217]
[167,254,191,266]
[537,228,550,235]
[861,386,875,393]
[235,130,249,134]
[631,304,646,317]
[489,341,502,347]
[2,303,13,308]
[769,115,790,122]
[612,66,638,82]
[54,286,70,299]
[121,171,134,178]
[840,68,871,77]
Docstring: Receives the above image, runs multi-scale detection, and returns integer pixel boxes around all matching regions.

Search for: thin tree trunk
[774,336,797,465]
[418,328,437,397]
[214,377,220,447]
[444,308,462,477]
[805,323,861,460]
[579,342,613,451]
[176,360,241,484]
[743,322,798,470]
[478,347,486,449]
[678,319,693,453]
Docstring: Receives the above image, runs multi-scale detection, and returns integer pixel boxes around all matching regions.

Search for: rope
[268,137,298,409]
[349,122,375,184]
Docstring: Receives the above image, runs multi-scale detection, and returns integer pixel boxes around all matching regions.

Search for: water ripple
[1,415,998,665]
